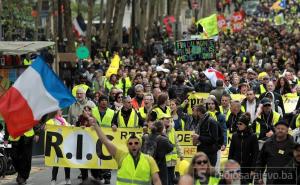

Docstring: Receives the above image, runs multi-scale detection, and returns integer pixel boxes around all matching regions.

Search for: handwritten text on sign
[175,39,216,62]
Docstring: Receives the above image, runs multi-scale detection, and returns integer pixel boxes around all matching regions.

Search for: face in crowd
[123,97,132,110]
[206,99,216,112]
[246,90,255,102]
[275,124,289,139]
[76,89,86,102]
[192,153,210,177]
[221,95,231,108]
[223,160,241,184]
[230,101,241,115]
[127,137,141,157]
[143,95,154,108]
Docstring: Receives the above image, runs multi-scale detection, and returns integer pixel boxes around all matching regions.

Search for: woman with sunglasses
[111,91,123,112]
[228,112,259,184]
[178,152,220,185]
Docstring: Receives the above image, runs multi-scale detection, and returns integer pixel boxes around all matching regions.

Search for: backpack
[141,134,159,157]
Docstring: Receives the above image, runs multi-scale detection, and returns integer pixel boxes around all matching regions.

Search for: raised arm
[90,118,117,157]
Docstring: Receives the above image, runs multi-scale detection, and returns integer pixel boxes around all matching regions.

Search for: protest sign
[45,125,197,169]
[175,39,216,63]
[282,93,299,114]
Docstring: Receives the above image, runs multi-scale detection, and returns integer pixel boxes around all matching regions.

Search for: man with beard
[255,120,295,184]
[90,119,162,185]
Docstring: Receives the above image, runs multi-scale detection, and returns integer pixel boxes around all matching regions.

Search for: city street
[1,156,117,185]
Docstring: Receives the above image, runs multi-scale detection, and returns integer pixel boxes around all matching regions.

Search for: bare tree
[63,0,75,52]
[100,0,115,48]
[138,0,147,47]
[200,0,217,18]
[147,0,157,40]
[110,0,127,49]
[0,0,2,41]
[86,0,94,52]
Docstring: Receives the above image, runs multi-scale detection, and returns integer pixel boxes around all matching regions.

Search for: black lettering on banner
[184,134,191,142]
[97,135,114,160]
[177,134,183,142]
[120,131,127,140]
[45,131,63,157]
[190,98,196,108]
[76,134,83,159]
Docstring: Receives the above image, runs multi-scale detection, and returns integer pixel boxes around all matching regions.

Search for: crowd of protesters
[1,0,300,185]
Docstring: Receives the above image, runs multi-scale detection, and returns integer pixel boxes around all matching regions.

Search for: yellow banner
[44,125,197,169]
[187,93,210,114]
[282,93,299,114]
[105,54,120,78]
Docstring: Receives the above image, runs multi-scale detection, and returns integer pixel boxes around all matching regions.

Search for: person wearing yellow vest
[3,124,39,184]
[46,110,71,185]
[220,94,231,122]
[149,93,172,122]
[23,54,32,66]
[256,74,269,95]
[252,98,281,140]
[138,93,154,123]
[91,121,162,185]
[159,113,183,185]
[178,152,220,185]
[113,96,142,128]
[91,95,115,184]
[104,74,123,93]
[170,99,187,131]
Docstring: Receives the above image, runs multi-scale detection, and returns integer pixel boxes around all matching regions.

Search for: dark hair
[206,98,220,112]
[221,94,231,100]
[238,112,251,126]
[115,92,123,101]
[193,104,206,114]
[151,121,164,133]
[216,79,224,87]
[156,93,169,106]
[275,76,292,95]
[128,132,140,142]
[176,74,185,84]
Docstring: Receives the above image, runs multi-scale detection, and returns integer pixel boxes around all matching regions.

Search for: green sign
[175,39,216,62]
[76,46,90,59]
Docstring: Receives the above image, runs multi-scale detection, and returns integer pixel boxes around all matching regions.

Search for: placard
[175,39,216,62]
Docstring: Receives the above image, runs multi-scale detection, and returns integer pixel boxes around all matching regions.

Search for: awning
[0,41,55,55]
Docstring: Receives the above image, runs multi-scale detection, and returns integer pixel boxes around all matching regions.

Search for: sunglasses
[195,160,208,165]
[117,96,123,99]
[128,142,139,146]
[237,122,244,126]
[207,103,215,105]
[263,104,271,107]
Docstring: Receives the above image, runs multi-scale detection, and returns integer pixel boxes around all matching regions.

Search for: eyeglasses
[237,122,244,126]
[225,169,241,174]
[195,160,208,165]
[117,96,123,99]
[128,142,139,146]
[263,78,269,80]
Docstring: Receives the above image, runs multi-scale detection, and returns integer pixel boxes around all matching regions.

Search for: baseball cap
[275,119,289,128]
[261,97,271,106]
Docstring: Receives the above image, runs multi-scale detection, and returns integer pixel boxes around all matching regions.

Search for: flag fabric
[217,14,227,31]
[274,13,285,25]
[0,57,76,137]
[163,16,176,37]
[196,14,219,38]
[204,68,225,87]
[231,11,244,32]
[73,15,87,37]
[105,54,121,78]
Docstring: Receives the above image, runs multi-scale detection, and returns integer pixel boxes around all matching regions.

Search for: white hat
[164,59,171,64]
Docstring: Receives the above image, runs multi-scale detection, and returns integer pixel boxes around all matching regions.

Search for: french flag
[204,68,225,87]
[0,57,76,137]
[73,14,86,37]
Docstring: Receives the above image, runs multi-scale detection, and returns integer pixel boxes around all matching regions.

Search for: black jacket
[273,158,300,185]
[228,129,259,170]
[256,135,295,184]
[226,111,243,134]
[197,114,219,154]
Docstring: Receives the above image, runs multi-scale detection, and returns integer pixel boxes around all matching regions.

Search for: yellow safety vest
[166,127,178,162]
[219,106,231,121]
[123,77,132,96]
[92,107,115,127]
[72,84,90,97]
[259,84,266,94]
[117,153,151,185]
[23,58,32,65]
[138,107,148,120]
[153,106,171,121]
[195,176,220,185]
[296,114,300,128]
[255,111,281,138]
[46,118,69,126]
[9,128,34,141]
[104,79,123,92]
[117,109,139,128]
